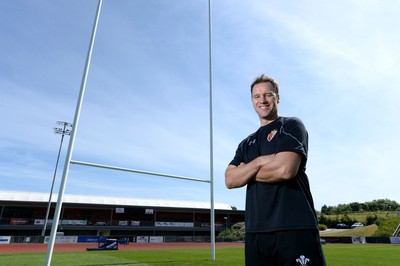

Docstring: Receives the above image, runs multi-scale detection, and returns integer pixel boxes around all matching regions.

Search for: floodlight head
[54,121,73,136]
[53,127,71,135]
[56,121,73,127]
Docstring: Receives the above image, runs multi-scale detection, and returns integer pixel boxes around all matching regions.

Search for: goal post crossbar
[70,160,211,184]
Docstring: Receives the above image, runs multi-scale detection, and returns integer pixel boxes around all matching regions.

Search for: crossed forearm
[225,152,301,188]
[225,154,275,189]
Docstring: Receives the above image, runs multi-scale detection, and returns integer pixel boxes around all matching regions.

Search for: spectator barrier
[1,235,399,245]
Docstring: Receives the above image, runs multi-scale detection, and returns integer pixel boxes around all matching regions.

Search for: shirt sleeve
[278,117,308,158]
[229,139,246,166]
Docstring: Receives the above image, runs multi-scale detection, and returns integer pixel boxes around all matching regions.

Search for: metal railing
[4,235,243,244]
[393,223,400,237]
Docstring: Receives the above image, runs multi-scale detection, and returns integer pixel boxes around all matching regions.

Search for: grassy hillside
[319,211,400,237]
[320,224,378,237]
[220,212,399,239]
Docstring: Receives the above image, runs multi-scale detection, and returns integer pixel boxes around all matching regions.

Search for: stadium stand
[0,190,244,243]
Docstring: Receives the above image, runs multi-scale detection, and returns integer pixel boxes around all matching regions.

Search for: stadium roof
[0,190,233,210]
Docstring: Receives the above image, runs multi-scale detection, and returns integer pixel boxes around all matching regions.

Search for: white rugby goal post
[44,1,216,265]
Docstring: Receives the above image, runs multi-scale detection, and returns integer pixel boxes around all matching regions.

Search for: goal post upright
[44,1,103,265]
[207,0,216,261]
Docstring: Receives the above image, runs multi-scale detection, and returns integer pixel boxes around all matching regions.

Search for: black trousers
[245,230,326,266]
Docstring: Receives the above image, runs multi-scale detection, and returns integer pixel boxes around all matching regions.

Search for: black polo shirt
[229,117,318,232]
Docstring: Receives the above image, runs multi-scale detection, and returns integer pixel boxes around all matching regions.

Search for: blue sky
[1,0,400,211]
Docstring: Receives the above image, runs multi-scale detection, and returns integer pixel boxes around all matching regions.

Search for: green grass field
[1,244,399,265]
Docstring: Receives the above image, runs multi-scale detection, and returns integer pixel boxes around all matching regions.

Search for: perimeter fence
[2,235,244,244]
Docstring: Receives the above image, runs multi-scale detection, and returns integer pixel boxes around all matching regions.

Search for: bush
[366,214,378,225]
[318,224,327,231]
[218,222,245,241]
[374,216,400,236]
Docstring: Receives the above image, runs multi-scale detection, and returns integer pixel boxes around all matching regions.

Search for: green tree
[349,202,361,212]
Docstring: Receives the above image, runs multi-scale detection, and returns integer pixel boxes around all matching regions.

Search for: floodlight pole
[41,121,72,237]
[44,1,102,265]
[207,0,216,261]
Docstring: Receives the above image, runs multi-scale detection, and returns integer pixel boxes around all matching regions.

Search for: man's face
[251,82,279,125]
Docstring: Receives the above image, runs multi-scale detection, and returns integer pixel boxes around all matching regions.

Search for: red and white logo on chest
[267,129,277,142]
